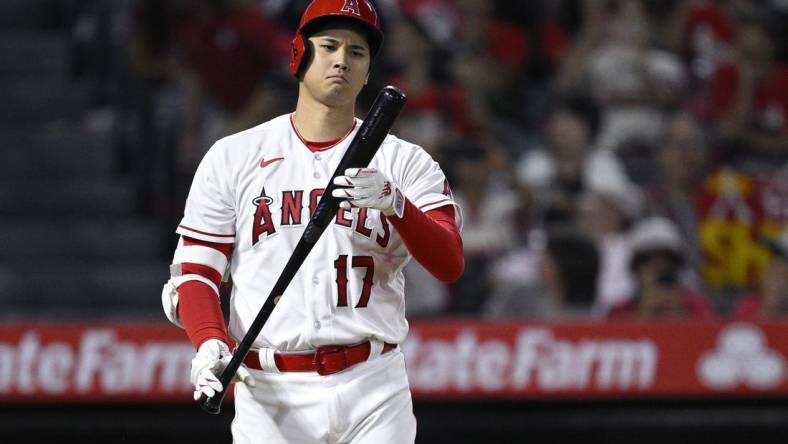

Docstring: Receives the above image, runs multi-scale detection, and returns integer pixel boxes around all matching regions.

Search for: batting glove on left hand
[190,339,255,401]
[332,168,405,218]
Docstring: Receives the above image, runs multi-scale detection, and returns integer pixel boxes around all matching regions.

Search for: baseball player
[160,0,464,442]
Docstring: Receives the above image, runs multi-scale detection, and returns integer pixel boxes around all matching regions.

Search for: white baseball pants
[231,349,416,444]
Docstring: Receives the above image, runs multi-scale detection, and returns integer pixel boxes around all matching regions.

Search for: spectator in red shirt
[608,217,716,320]
[712,15,788,163]
[733,230,788,320]
[173,0,292,167]
[668,0,737,119]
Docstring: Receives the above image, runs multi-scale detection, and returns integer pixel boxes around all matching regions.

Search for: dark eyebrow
[317,37,368,52]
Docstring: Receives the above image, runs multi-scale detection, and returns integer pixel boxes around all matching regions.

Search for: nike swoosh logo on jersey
[260,157,284,168]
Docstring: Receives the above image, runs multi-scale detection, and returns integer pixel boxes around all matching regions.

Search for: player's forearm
[172,236,233,349]
[178,280,229,349]
[387,200,464,283]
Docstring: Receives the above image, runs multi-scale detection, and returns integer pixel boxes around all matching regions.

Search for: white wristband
[384,188,405,218]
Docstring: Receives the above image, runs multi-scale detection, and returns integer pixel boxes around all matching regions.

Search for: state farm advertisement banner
[1,321,787,402]
[0,323,193,402]
[403,320,788,400]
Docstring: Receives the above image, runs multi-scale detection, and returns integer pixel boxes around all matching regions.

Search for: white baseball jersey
[177,113,458,352]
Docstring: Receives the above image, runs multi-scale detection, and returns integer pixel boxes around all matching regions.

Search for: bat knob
[199,394,223,415]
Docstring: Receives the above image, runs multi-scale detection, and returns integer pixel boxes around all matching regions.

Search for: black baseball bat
[200,86,407,414]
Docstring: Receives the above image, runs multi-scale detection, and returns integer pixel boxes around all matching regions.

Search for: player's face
[302,27,371,107]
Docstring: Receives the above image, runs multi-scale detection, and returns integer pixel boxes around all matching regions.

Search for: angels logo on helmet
[341,0,362,16]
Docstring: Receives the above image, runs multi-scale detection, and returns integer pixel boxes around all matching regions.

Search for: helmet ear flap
[290,34,313,78]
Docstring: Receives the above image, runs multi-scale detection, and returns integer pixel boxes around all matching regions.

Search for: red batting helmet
[290,0,383,77]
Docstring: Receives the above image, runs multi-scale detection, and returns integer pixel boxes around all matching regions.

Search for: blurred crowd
[63,0,788,321]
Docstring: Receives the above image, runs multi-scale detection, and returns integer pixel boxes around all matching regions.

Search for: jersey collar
[290,113,357,153]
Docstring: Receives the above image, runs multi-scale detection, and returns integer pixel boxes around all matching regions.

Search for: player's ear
[365,72,370,85]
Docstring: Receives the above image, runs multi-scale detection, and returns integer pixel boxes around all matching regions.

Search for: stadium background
[1,0,787,442]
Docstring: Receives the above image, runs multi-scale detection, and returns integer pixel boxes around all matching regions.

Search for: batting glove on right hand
[331,168,405,218]
[190,339,256,401]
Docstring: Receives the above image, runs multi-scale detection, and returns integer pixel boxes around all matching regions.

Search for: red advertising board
[0,323,193,403]
[0,320,786,403]
[404,320,788,400]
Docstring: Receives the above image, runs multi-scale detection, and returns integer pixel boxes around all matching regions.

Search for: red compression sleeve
[177,236,232,349]
[178,280,229,349]
[387,200,464,282]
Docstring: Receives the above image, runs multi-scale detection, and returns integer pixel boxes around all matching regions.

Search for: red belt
[243,341,397,376]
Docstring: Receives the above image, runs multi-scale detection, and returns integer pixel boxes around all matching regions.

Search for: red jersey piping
[418,198,455,210]
[178,224,235,238]
[290,113,357,152]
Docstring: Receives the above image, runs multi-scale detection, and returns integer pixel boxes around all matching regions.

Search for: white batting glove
[331,168,405,218]
[190,339,256,401]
